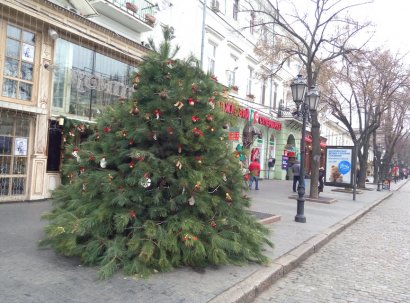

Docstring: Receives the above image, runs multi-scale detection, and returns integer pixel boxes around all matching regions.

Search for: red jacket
[248,161,261,176]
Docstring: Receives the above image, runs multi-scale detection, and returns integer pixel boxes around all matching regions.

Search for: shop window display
[52,39,136,120]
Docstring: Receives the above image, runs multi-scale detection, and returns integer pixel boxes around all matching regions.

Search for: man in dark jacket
[318,167,325,195]
[292,160,300,192]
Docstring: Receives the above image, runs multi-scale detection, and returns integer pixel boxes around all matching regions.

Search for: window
[233,0,239,20]
[52,39,136,120]
[0,114,31,198]
[261,25,268,43]
[207,41,217,75]
[261,80,266,105]
[273,83,278,109]
[227,55,238,86]
[250,12,255,35]
[2,24,36,101]
[247,66,254,95]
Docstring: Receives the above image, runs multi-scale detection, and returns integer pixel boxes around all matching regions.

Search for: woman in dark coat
[318,167,325,195]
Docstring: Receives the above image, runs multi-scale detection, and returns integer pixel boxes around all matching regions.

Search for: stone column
[29,35,54,200]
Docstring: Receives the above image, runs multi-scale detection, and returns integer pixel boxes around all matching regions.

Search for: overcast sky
[353,0,410,57]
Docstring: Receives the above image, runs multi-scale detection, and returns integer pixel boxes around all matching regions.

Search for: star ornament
[174,100,184,110]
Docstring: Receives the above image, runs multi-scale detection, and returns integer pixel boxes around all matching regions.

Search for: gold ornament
[133,74,141,84]
[130,104,139,115]
[176,160,182,170]
[195,181,201,191]
[56,226,65,235]
[174,100,184,109]
[159,90,168,100]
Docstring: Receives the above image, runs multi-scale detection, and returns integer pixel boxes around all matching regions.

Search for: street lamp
[290,75,320,223]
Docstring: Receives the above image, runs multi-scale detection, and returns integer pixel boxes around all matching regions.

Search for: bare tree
[393,131,410,175]
[246,0,372,197]
[323,50,410,188]
[380,88,410,180]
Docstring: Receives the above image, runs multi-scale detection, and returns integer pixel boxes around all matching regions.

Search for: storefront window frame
[51,38,137,121]
[0,21,38,105]
[0,113,31,199]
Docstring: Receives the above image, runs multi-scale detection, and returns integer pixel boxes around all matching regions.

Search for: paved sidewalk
[0,178,407,303]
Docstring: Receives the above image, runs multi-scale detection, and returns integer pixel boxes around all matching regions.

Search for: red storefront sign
[218,101,250,120]
[228,132,240,140]
[218,101,282,131]
[257,115,282,130]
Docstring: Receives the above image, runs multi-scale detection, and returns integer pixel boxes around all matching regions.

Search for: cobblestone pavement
[253,181,410,303]
[0,178,404,303]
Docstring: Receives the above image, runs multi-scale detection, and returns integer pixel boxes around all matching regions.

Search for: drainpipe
[200,0,207,69]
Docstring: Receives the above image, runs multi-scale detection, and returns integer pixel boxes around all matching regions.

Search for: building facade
[0,0,152,202]
[145,0,306,181]
[0,0,333,202]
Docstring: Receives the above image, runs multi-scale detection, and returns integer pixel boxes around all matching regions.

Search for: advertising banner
[325,146,355,188]
[281,156,289,170]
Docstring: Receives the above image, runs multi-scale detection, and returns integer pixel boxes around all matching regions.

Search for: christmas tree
[40,27,272,279]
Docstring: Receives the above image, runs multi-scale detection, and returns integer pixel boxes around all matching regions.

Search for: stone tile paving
[253,181,410,303]
[0,179,404,303]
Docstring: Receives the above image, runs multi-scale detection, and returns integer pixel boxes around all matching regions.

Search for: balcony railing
[278,105,295,118]
[91,0,156,32]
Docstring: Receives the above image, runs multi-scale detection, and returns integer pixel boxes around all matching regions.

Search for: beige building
[0,0,153,202]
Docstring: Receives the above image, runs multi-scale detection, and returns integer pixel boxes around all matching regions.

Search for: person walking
[248,159,261,190]
[318,167,325,196]
[292,160,301,192]
[392,164,399,183]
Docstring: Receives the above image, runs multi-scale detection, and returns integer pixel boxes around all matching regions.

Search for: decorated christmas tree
[41,27,272,279]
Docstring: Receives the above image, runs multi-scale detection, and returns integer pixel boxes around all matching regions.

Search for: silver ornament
[188,196,195,205]
[140,177,152,188]
[72,151,80,162]
[100,157,107,168]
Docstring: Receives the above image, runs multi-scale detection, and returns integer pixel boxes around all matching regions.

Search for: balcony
[89,0,156,32]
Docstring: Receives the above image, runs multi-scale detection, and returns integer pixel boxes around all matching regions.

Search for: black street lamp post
[376,149,382,191]
[290,75,320,223]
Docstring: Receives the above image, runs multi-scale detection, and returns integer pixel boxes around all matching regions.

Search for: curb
[259,214,281,225]
[207,183,405,303]
[288,195,337,204]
